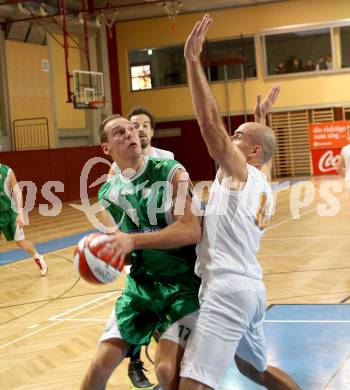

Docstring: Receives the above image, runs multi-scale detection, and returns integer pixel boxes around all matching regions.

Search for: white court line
[49,291,118,320]
[0,293,118,350]
[60,318,350,324]
[50,294,118,322]
[266,190,349,233]
[266,207,317,231]
[27,324,39,329]
[48,318,107,322]
[263,235,350,241]
[259,253,350,256]
[265,320,350,323]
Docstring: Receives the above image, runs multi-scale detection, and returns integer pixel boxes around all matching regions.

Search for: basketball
[74,232,125,284]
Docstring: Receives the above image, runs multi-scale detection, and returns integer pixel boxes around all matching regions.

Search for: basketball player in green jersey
[0,163,47,276]
[107,106,174,390]
[80,114,201,390]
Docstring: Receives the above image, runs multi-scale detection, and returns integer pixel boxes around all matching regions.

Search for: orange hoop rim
[88,99,107,109]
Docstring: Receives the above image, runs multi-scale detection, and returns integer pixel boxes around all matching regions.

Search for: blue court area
[219,304,350,390]
[0,229,96,264]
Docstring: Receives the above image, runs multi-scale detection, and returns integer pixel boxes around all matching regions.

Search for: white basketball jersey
[111,147,174,172]
[341,144,350,181]
[150,147,174,159]
[195,165,274,280]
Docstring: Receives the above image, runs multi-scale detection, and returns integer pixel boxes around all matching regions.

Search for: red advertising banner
[308,121,350,149]
[310,148,341,175]
[308,121,350,175]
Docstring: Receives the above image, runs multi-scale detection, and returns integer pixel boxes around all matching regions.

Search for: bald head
[236,122,276,165]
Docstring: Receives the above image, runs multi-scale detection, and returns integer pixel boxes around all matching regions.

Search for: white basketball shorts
[14,226,25,241]
[100,308,198,350]
[180,275,267,389]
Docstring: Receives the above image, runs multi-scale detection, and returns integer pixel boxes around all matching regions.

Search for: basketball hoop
[95,8,119,39]
[72,70,105,109]
[163,1,182,31]
[105,9,119,39]
[88,99,107,110]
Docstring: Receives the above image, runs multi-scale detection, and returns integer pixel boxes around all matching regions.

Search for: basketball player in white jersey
[337,127,350,192]
[179,15,300,390]
[108,106,174,178]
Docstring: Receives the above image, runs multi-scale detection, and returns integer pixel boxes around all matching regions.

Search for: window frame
[129,62,153,91]
[259,18,350,79]
[339,25,350,69]
[202,34,258,84]
[128,43,186,92]
[128,35,258,92]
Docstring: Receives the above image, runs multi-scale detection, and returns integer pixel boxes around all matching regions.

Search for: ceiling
[0,0,288,43]
[91,0,288,22]
[0,0,289,23]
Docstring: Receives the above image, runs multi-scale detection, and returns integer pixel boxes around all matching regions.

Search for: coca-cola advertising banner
[311,148,341,175]
[308,121,350,175]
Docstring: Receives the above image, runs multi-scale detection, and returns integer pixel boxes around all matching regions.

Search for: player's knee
[155,360,176,386]
[15,239,24,247]
[86,358,112,385]
[235,355,263,383]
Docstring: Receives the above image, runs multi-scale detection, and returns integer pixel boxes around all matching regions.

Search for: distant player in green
[0,163,47,276]
[80,114,201,390]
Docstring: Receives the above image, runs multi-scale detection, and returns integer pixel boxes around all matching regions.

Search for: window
[130,64,152,91]
[204,37,256,81]
[129,45,186,90]
[128,37,257,90]
[263,28,332,76]
[340,26,350,68]
[344,107,350,121]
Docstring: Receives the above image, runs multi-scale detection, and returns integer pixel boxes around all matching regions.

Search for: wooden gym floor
[0,175,349,389]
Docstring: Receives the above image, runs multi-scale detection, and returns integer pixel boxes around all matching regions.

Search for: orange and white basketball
[73,233,125,284]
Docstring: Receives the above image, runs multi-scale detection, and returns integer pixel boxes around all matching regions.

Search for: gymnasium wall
[0,146,110,206]
[5,41,55,147]
[116,0,350,117]
[5,34,87,150]
[48,34,86,131]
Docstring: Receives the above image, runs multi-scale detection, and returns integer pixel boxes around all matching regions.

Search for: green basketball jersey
[98,157,200,345]
[98,157,197,281]
[0,164,13,212]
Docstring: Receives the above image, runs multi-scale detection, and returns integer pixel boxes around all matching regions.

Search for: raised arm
[254,86,280,125]
[184,14,247,182]
[254,86,280,180]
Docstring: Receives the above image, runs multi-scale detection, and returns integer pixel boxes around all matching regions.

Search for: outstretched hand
[254,86,280,124]
[184,14,213,62]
